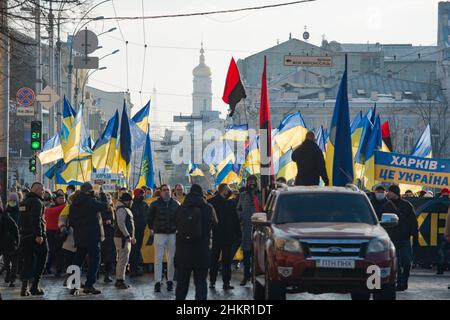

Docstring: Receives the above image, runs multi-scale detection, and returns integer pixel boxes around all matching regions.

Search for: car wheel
[373,285,396,300]
[350,292,371,300]
[264,258,286,300]
[252,252,264,300]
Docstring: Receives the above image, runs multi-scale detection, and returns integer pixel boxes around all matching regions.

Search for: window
[274,193,376,225]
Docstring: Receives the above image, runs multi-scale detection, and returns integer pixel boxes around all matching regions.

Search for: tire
[373,284,396,300]
[264,258,286,300]
[350,292,371,300]
[252,252,264,300]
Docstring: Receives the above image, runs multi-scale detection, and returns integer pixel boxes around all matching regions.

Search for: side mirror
[251,212,270,226]
[380,213,399,228]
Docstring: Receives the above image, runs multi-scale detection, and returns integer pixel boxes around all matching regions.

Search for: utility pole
[0,0,10,201]
[48,0,55,137]
[35,0,43,183]
[55,8,62,133]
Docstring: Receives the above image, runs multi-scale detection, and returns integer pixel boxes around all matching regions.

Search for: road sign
[74,55,99,69]
[36,86,60,109]
[16,107,35,116]
[16,87,35,106]
[73,29,99,54]
[284,55,333,67]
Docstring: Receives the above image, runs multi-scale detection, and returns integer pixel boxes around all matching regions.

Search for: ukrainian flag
[215,160,238,185]
[325,55,354,186]
[223,124,248,142]
[243,135,260,175]
[411,124,433,158]
[45,156,93,185]
[188,161,204,177]
[92,110,119,172]
[274,112,309,154]
[351,111,363,156]
[275,148,297,182]
[38,134,63,165]
[316,126,328,153]
[116,103,133,178]
[61,96,76,142]
[362,115,382,190]
[136,130,155,188]
[132,100,151,137]
[61,105,92,163]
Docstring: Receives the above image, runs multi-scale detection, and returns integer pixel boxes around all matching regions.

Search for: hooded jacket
[291,139,329,186]
[19,192,46,238]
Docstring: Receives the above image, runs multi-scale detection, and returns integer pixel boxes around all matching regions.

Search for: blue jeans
[395,240,413,288]
[73,242,101,288]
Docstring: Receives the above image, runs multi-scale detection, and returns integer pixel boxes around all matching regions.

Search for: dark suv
[252,186,398,300]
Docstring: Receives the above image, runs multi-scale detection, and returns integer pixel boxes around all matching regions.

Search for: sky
[66,0,442,135]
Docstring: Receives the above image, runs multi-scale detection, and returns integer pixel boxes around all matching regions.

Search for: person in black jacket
[100,192,115,284]
[129,188,149,277]
[0,199,20,288]
[291,131,329,186]
[208,183,241,290]
[69,182,107,295]
[3,192,20,287]
[370,185,388,220]
[175,184,218,300]
[148,184,180,292]
[382,184,419,292]
[18,182,48,297]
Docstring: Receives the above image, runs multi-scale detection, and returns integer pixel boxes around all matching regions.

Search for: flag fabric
[351,111,364,157]
[215,160,238,185]
[136,131,155,188]
[275,148,297,182]
[132,100,151,134]
[92,111,119,172]
[38,134,63,165]
[411,124,433,158]
[381,121,393,151]
[325,55,354,186]
[259,56,275,189]
[274,112,309,153]
[61,96,76,142]
[354,114,374,164]
[316,126,328,153]
[243,135,260,175]
[61,105,92,163]
[362,115,382,190]
[45,156,93,185]
[222,57,246,117]
[116,103,133,178]
[222,124,248,142]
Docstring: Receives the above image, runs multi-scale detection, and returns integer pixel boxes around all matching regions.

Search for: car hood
[274,222,387,239]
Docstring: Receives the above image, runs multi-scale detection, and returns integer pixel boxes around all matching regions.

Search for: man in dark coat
[69,182,107,295]
[370,185,388,220]
[208,183,241,290]
[129,188,149,277]
[0,201,20,288]
[18,182,48,296]
[382,184,418,292]
[175,184,217,300]
[291,131,329,186]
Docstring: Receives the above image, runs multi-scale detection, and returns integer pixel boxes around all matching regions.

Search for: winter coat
[44,204,66,231]
[148,197,180,234]
[382,198,418,243]
[18,192,46,238]
[115,202,135,240]
[445,206,450,240]
[5,205,19,225]
[291,139,329,186]
[0,212,20,254]
[69,193,107,247]
[131,197,149,234]
[370,197,388,221]
[236,190,261,251]
[208,194,241,245]
[174,192,217,269]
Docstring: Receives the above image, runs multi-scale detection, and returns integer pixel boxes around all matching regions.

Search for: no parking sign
[16,87,35,106]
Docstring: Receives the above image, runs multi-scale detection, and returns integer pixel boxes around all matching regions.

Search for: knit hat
[388,185,401,196]
[133,188,144,198]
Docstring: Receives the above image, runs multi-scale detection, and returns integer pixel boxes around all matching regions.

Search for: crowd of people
[0,132,449,300]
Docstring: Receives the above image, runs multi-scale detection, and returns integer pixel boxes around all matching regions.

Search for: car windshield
[274,193,376,225]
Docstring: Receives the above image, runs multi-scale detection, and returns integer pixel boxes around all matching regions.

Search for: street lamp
[100,49,120,61]
[98,27,117,37]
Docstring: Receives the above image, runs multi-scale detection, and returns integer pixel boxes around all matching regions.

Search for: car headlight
[275,238,303,253]
[367,238,390,253]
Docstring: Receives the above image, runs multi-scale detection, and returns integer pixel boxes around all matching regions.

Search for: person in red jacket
[44,190,67,277]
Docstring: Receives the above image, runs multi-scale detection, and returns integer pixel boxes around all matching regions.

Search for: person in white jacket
[114,193,135,289]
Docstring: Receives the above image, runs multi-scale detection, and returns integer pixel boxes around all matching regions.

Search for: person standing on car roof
[291,131,329,186]
[382,184,419,292]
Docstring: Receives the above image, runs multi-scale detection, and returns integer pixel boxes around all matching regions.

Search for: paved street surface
[1,268,450,300]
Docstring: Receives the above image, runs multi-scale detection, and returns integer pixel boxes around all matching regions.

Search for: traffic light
[31,120,42,150]
[29,156,37,174]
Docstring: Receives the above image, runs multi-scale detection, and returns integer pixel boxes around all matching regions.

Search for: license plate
[316,259,355,269]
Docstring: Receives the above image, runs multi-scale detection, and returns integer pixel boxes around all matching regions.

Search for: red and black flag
[222,57,246,117]
[381,121,393,151]
[259,56,275,194]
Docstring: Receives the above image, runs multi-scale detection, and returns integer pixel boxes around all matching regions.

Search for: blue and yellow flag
[325,55,354,186]
[274,112,309,153]
[92,110,119,172]
[61,105,92,163]
[215,160,238,185]
[45,156,93,185]
[61,96,76,142]
[223,124,248,142]
[243,135,260,175]
[316,126,328,153]
[132,100,151,136]
[362,115,382,190]
[275,148,297,182]
[136,131,155,188]
[411,124,433,158]
[38,134,63,165]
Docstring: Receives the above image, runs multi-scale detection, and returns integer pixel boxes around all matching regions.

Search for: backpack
[177,204,203,242]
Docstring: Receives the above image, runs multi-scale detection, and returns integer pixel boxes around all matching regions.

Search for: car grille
[303,268,367,279]
[301,239,369,258]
